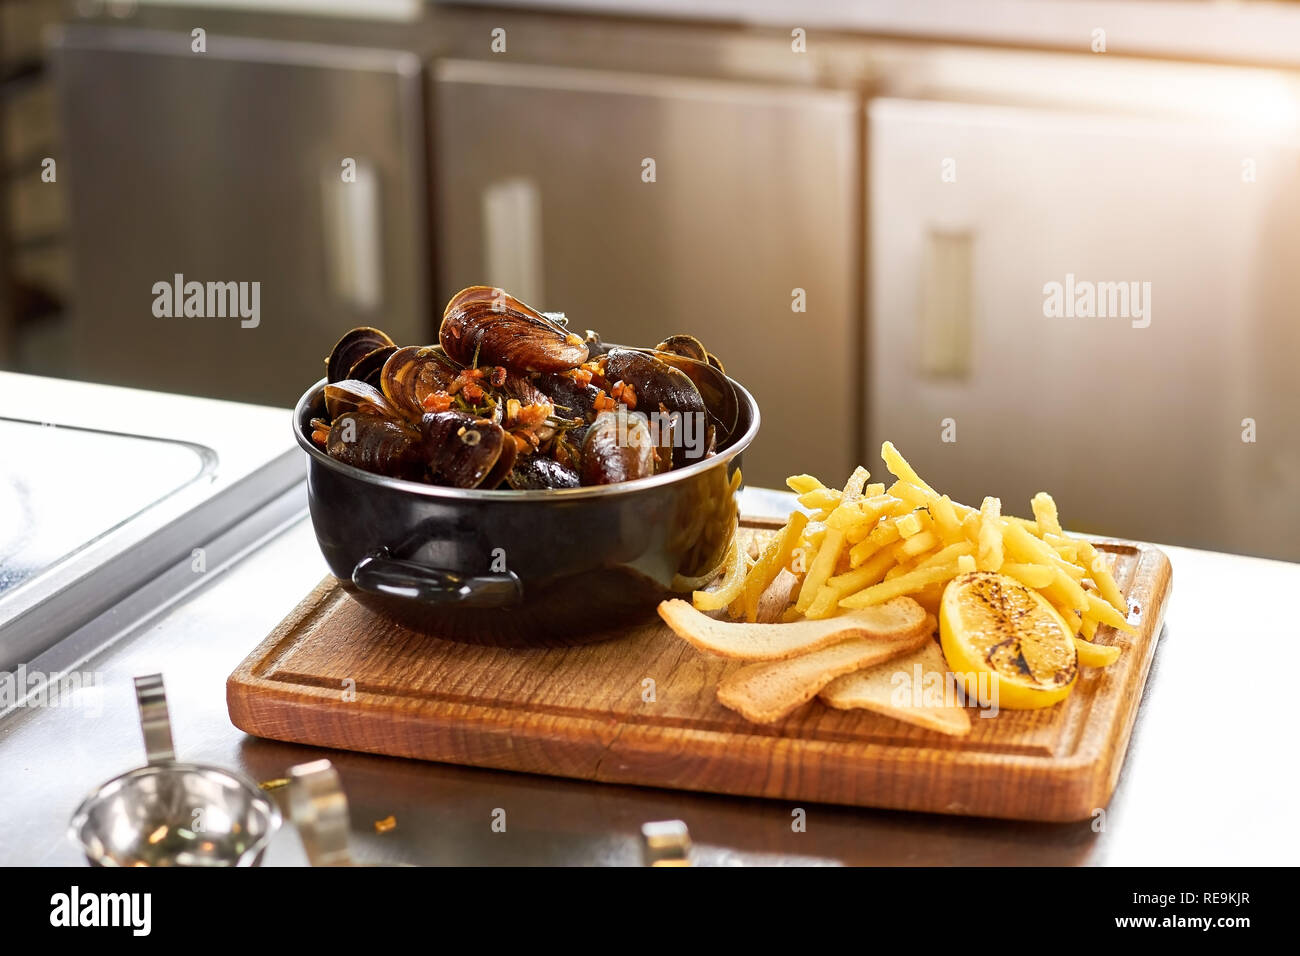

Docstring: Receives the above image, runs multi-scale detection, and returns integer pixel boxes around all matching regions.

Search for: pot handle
[351,551,522,608]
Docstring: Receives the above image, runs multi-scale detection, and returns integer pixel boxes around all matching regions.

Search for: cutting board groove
[227,518,1171,822]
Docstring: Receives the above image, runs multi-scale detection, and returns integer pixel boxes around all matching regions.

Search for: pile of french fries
[694,442,1132,648]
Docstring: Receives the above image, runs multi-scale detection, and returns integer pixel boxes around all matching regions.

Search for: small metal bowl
[68,763,280,868]
[68,674,280,867]
[293,372,760,645]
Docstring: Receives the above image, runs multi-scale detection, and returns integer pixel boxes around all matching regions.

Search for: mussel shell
[381,345,461,420]
[507,454,581,490]
[641,348,739,444]
[603,349,709,468]
[579,410,656,486]
[420,410,508,489]
[534,371,602,424]
[440,286,589,373]
[655,334,709,364]
[502,371,554,412]
[326,412,427,482]
[347,345,399,389]
[480,432,517,489]
[326,327,395,384]
[324,379,399,420]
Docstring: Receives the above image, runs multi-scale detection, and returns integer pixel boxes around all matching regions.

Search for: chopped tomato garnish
[422,391,454,413]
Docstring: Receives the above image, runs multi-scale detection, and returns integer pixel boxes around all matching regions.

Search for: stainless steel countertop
[2,485,1297,866]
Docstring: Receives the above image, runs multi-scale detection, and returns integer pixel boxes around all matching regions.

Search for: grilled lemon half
[939,571,1078,711]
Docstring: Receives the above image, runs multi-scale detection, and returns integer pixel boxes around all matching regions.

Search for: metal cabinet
[867,96,1300,559]
[52,25,430,407]
[432,59,861,487]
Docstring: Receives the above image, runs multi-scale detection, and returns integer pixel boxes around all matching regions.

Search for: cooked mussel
[640,348,739,444]
[579,410,657,486]
[507,454,581,490]
[346,345,399,389]
[440,286,589,373]
[534,371,602,424]
[380,345,462,420]
[327,327,395,384]
[324,380,400,420]
[327,412,428,482]
[655,334,709,364]
[602,349,709,467]
[420,410,514,489]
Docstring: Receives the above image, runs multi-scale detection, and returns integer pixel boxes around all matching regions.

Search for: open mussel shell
[655,334,709,364]
[579,410,657,486]
[624,347,739,445]
[346,345,398,389]
[421,411,512,489]
[380,345,461,420]
[327,327,395,384]
[603,349,718,468]
[324,380,400,421]
[440,285,589,373]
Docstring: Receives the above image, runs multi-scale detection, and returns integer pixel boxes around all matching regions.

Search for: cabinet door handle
[321,160,383,313]
[918,228,973,379]
[482,176,544,305]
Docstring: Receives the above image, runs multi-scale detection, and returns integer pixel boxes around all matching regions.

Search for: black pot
[294,378,760,646]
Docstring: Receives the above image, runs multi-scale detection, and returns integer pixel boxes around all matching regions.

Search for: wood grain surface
[227,518,1172,822]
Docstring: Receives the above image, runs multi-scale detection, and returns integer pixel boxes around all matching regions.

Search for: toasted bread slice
[657,595,928,661]
[715,631,928,724]
[819,639,971,737]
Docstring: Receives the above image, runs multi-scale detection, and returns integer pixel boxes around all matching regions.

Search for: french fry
[841,466,870,500]
[840,562,959,609]
[1047,565,1092,616]
[864,482,885,497]
[740,512,808,622]
[846,522,874,545]
[1085,591,1136,633]
[884,560,916,581]
[1003,521,1085,581]
[930,495,963,545]
[826,548,897,598]
[797,488,841,514]
[804,585,841,620]
[915,540,974,570]
[896,511,926,538]
[977,496,1004,571]
[1078,540,1126,613]
[795,528,845,614]
[886,479,934,510]
[826,494,893,532]
[999,562,1055,589]
[1059,607,1083,637]
[1031,491,1063,536]
[1044,533,1080,563]
[881,441,939,496]
[849,521,902,567]
[895,529,939,560]
[1075,637,1122,667]
[957,553,977,573]
[1080,616,1099,641]
[786,474,825,495]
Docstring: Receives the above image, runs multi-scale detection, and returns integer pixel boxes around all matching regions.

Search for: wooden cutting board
[227,518,1171,822]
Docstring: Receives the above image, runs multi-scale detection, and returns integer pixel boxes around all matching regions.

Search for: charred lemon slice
[939,571,1078,711]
